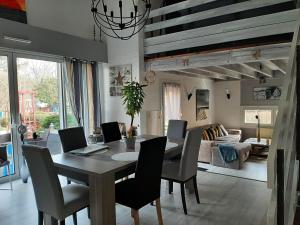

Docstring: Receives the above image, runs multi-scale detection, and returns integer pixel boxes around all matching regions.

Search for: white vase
[20,157,29,183]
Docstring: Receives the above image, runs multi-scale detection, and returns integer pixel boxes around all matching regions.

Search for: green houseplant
[122,81,146,148]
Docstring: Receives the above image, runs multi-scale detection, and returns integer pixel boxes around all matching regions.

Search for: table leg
[89,173,116,225]
[44,214,58,225]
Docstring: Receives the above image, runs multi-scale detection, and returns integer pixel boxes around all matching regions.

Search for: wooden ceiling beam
[215,64,257,79]
[197,67,241,79]
[239,62,273,78]
[180,69,227,80]
[269,60,287,74]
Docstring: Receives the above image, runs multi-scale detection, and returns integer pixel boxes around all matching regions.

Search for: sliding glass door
[15,56,63,155]
[0,52,19,181]
[0,51,68,184]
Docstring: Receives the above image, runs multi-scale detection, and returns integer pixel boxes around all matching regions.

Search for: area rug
[198,157,267,182]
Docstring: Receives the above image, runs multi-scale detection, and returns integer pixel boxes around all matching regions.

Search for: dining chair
[167,120,188,140]
[58,127,87,152]
[101,122,122,143]
[161,127,202,214]
[115,136,167,225]
[0,145,12,190]
[22,145,89,225]
[58,127,89,185]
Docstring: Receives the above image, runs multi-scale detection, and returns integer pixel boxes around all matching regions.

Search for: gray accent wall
[241,77,284,106]
[0,18,107,62]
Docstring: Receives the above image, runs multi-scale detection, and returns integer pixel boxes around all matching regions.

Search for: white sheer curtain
[163,83,181,130]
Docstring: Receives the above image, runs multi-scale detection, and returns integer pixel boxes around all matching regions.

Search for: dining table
[47,135,184,225]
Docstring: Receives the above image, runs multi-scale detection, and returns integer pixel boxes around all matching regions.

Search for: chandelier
[91,0,151,40]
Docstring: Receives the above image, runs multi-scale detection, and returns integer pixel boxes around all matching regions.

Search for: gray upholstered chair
[0,145,12,190]
[161,127,202,214]
[167,120,187,140]
[22,145,89,225]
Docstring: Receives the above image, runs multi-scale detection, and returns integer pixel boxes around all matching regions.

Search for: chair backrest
[101,122,122,143]
[0,145,7,162]
[179,127,202,180]
[22,145,64,218]
[167,120,188,140]
[135,136,167,198]
[58,127,87,152]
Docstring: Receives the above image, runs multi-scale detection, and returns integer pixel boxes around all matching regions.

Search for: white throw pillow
[219,124,229,136]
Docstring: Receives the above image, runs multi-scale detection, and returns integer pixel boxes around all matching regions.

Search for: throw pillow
[219,124,229,136]
[216,124,223,136]
[206,128,215,140]
[202,130,209,140]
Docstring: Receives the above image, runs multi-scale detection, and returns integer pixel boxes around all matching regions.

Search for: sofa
[197,124,251,169]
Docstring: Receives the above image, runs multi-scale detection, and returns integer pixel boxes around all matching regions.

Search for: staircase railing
[267,15,300,225]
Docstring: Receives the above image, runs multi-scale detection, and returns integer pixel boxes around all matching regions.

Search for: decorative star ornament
[115,72,125,86]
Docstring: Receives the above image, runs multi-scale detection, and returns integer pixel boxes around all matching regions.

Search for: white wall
[24,0,144,128]
[215,81,241,128]
[26,0,95,40]
[143,72,215,130]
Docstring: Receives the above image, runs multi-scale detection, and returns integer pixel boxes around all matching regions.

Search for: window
[241,106,278,127]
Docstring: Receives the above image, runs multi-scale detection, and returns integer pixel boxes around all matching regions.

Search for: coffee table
[243,138,271,157]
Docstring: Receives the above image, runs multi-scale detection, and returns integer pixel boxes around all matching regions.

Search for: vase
[125,137,136,150]
[20,157,29,183]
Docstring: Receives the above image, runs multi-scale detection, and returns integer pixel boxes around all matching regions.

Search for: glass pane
[17,58,62,155]
[244,109,272,125]
[0,56,15,177]
[66,96,77,128]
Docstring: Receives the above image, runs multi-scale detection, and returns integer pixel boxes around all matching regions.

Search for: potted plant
[122,81,146,149]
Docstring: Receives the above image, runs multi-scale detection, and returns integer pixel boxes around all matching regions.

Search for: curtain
[92,63,102,129]
[63,59,82,125]
[163,83,181,126]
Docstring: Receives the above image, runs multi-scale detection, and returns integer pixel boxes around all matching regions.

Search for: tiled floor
[0,171,270,225]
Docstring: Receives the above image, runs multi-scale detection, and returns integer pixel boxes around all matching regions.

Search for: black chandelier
[91,0,151,40]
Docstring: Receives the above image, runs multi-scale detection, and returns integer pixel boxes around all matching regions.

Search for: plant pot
[125,137,136,150]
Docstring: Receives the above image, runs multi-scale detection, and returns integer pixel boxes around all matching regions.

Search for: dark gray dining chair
[22,145,89,225]
[58,127,89,185]
[101,122,122,143]
[161,127,202,214]
[167,120,188,140]
[115,137,167,225]
[0,145,12,190]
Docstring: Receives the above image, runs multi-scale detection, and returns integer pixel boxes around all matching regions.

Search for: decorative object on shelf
[253,86,282,100]
[91,0,151,40]
[255,115,261,143]
[122,81,146,149]
[17,123,29,183]
[196,89,209,121]
[110,64,132,96]
[0,0,27,23]
[225,89,231,99]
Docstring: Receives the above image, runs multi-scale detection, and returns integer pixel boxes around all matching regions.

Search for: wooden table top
[52,135,184,177]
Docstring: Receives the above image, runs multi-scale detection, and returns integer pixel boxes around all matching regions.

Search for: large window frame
[240,106,278,128]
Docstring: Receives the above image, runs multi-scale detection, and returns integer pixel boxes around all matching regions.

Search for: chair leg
[131,209,140,225]
[60,220,65,225]
[38,211,43,225]
[7,165,12,190]
[193,176,200,204]
[72,213,77,225]
[87,206,91,219]
[155,198,164,225]
[168,181,173,194]
[180,183,188,215]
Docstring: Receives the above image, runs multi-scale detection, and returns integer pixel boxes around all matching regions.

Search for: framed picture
[196,89,209,121]
[0,0,27,23]
[253,86,282,100]
[109,64,132,96]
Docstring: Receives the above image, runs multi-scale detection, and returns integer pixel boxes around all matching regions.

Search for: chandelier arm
[92,0,151,40]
